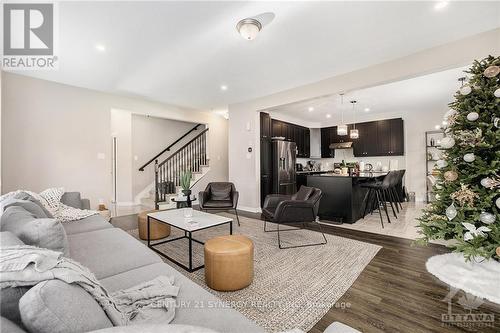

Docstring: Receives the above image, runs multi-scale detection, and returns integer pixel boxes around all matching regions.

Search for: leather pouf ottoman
[204,235,254,291]
[138,210,171,240]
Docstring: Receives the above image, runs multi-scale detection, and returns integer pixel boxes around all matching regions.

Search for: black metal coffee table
[147,209,233,272]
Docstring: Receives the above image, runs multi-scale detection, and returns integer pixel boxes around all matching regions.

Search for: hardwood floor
[236,209,500,333]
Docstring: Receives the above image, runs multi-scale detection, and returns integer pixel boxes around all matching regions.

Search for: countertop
[308,171,387,178]
[296,170,329,175]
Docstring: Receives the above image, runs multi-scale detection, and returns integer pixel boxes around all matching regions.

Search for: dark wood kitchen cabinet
[353,121,378,156]
[376,118,404,156]
[319,118,404,157]
[320,127,335,158]
[271,119,310,158]
[260,112,271,138]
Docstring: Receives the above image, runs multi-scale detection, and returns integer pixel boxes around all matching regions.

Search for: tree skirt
[426,253,500,305]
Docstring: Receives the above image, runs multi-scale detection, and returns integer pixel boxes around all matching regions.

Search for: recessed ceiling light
[434,1,449,11]
[308,107,314,112]
[326,114,331,118]
[364,107,370,112]
[95,44,106,52]
[435,125,441,130]
[220,85,228,91]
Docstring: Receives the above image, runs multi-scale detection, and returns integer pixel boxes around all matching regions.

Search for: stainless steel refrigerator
[272,140,297,195]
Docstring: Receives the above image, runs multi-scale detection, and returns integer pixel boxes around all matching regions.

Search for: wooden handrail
[138,123,202,171]
[158,128,209,168]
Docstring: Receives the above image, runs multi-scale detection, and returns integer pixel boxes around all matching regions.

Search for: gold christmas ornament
[451,184,479,207]
[484,65,500,78]
[497,247,500,257]
[444,170,458,182]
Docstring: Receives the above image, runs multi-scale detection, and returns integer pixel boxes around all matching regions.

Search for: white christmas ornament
[466,112,479,121]
[462,222,490,241]
[445,203,457,221]
[484,65,500,78]
[496,197,500,209]
[463,153,475,162]
[494,88,500,98]
[479,212,496,225]
[440,137,455,149]
[444,109,457,120]
[436,160,448,169]
[480,178,493,188]
[460,85,472,96]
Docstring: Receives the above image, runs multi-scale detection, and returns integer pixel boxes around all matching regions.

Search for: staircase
[138,127,210,210]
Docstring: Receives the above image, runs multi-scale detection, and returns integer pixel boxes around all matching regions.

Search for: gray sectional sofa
[0,192,264,333]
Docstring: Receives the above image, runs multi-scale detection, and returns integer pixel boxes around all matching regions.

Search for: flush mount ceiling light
[337,93,348,136]
[236,18,262,40]
[308,107,314,112]
[326,114,331,118]
[220,85,228,91]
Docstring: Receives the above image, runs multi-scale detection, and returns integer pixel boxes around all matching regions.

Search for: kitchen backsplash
[297,149,406,171]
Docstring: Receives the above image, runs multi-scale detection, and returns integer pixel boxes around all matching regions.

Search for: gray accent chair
[198,182,240,226]
[262,186,326,249]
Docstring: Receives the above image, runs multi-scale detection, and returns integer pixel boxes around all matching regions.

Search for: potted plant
[180,170,192,197]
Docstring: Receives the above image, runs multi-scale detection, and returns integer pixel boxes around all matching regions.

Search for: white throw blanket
[0,246,180,325]
[0,189,98,223]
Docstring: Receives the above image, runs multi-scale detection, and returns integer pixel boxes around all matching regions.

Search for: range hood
[329,142,353,150]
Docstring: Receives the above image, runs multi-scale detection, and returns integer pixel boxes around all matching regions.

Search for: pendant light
[350,100,359,139]
[337,93,348,136]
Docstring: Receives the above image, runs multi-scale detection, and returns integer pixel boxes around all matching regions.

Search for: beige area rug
[128,213,381,332]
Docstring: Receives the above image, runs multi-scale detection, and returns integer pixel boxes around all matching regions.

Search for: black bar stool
[361,171,400,228]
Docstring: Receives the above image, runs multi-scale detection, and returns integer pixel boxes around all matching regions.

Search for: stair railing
[138,123,202,172]
[154,128,209,208]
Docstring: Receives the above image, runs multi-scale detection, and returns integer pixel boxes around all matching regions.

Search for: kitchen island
[306,172,387,224]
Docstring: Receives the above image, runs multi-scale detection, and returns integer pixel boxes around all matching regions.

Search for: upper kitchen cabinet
[270,119,310,157]
[353,121,378,156]
[320,127,335,158]
[376,118,404,156]
[260,112,272,138]
[319,118,404,157]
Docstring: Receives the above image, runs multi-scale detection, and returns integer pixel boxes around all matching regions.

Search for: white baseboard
[238,205,262,213]
[113,201,139,207]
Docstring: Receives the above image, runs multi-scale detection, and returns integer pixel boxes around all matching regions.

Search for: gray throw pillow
[14,192,53,218]
[292,186,314,201]
[2,199,48,218]
[0,206,69,256]
[0,231,25,246]
[19,280,113,333]
[60,192,82,209]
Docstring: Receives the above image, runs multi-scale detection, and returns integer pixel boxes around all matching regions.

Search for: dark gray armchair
[199,182,240,226]
[262,186,326,249]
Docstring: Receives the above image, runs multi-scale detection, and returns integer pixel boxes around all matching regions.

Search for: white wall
[1,73,228,209]
[228,28,500,212]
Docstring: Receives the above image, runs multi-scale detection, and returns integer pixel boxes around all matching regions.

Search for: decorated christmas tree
[418,55,500,261]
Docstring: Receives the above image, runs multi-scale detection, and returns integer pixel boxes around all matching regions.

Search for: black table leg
[188,231,193,271]
[230,220,233,235]
[147,216,150,246]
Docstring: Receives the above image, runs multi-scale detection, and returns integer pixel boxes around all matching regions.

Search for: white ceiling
[267,66,468,126]
[8,1,500,111]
